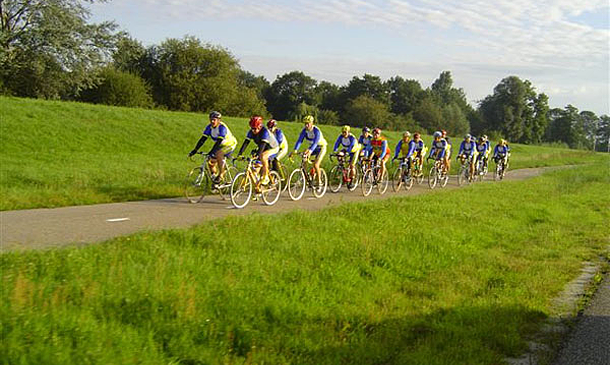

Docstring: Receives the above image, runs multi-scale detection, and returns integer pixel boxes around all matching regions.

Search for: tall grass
[1,96,605,210]
[2,163,608,364]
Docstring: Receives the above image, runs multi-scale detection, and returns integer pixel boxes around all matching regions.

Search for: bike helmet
[403,131,411,138]
[303,115,315,124]
[209,111,221,120]
[465,134,472,140]
[342,125,351,133]
[249,116,263,129]
[267,119,277,129]
[362,126,371,133]
[482,134,488,141]
[433,131,442,138]
[478,136,485,142]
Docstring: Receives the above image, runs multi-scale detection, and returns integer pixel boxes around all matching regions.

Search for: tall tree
[342,74,390,106]
[264,71,318,120]
[386,76,424,116]
[0,0,118,98]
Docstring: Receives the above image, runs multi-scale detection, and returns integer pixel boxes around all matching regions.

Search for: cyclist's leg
[313,145,326,184]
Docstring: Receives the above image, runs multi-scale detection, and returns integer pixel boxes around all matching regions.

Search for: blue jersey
[458,140,476,156]
[294,126,327,152]
[394,139,416,159]
[246,127,278,149]
[476,142,488,155]
[333,134,358,153]
[414,140,425,152]
[429,139,447,159]
[494,145,510,157]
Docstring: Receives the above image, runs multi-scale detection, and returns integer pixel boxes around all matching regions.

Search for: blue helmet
[433,131,442,138]
[362,126,370,133]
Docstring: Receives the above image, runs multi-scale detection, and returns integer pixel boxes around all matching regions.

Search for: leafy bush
[80,68,153,108]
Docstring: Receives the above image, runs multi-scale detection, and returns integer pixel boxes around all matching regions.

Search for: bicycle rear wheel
[218,165,238,200]
[457,166,468,186]
[428,166,438,189]
[312,169,328,198]
[392,167,403,192]
[261,171,281,206]
[288,169,306,201]
[329,165,343,193]
[347,167,359,191]
[404,169,414,190]
[440,170,449,187]
[230,172,253,209]
[185,167,209,203]
[494,164,503,181]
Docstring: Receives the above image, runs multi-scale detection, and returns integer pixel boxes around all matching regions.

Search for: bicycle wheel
[415,168,425,185]
[428,166,438,189]
[457,166,467,186]
[277,163,288,192]
[329,165,343,193]
[312,168,328,198]
[404,169,414,190]
[230,172,253,209]
[392,167,403,192]
[377,167,389,195]
[288,169,306,201]
[362,168,374,196]
[347,166,359,191]
[185,167,209,203]
[494,164,502,181]
[261,171,282,206]
[217,165,238,200]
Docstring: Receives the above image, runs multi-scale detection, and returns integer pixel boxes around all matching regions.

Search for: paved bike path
[1,167,547,251]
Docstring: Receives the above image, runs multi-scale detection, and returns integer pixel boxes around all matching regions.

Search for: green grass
[2,163,609,364]
[1,96,606,210]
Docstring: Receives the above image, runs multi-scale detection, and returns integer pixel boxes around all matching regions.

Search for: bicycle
[428,157,449,189]
[392,157,414,192]
[456,154,474,186]
[412,153,426,185]
[287,153,328,201]
[362,157,389,196]
[474,155,487,182]
[229,156,282,209]
[329,152,359,193]
[494,155,509,181]
[270,157,289,192]
[185,152,237,203]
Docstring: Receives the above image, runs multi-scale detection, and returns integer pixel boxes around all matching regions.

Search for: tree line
[1,0,608,151]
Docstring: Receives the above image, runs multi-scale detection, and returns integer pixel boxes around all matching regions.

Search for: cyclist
[475,136,489,172]
[413,132,427,172]
[457,134,477,177]
[290,115,328,186]
[367,127,390,181]
[493,139,511,167]
[267,119,289,176]
[482,135,491,170]
[441,129,452,172]
[359,127,372,159]
[393,131,416,171]
[188,111,237,183]
[236,116,279,185]
[428,131,448,172]
[333,125,361,181]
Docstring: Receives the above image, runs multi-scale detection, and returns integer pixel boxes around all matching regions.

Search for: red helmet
[267,119,277,129]
[249,116,263,129]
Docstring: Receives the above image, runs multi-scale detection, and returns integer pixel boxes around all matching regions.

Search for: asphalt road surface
[1,167,550,251]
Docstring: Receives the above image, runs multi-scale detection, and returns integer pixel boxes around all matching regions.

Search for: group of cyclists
[188,111,512,199]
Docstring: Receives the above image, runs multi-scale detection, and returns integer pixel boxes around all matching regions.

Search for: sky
[89,0,610,115]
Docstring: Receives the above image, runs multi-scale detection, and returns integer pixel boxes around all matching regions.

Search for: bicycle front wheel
[312,168,328,198]
[230,172,253,209]
[404,169,414,190]
[288,169,306,201]
[347,167,360,191]
[377,168,389,195]
[428,166,438,189]
[457,166,467,186]
[218,165,238,200]
[261,171,282,206]
[392,167,403,192]
[440,171,449,187]
[185,167,209,203]
[329,165,343,193]
[362,169,374,196]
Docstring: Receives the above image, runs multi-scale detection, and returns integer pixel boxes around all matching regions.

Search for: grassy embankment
[1,163,609,364]
[1,96,606,210]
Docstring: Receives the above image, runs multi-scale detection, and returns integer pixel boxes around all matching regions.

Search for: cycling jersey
[368,137,390,159]
[247,127,278,149]
[394,139,416,159]
[458,140,476,157]
[272,128,288,160]
[484,141,491,157]
[494,145,510,158]
[333,133,360,153]
[476,142,488,157]
[358,135,372,156]
[294,126,327,152]
[429,139,447,159]
[203,122,237,147]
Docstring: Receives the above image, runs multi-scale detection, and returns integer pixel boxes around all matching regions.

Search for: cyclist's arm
[238,138,251,156]
[379,140,388,159]
[394,140,402,159]
[458,141,465,156]
[293,129,306,152]
[333,136,341,152]
[191,135,208,154]
[209,138,224,155]
[276,129,284,144]
[348,135,357,152]
[406,141,416,158]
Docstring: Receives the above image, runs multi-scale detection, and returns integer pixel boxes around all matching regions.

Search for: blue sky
[90,0,609,115]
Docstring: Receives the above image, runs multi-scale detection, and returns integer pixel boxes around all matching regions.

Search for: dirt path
[0,167,551,252]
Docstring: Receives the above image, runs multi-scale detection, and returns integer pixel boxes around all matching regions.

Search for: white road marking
[106,217,130,222]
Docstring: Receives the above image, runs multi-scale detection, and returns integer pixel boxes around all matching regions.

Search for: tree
[0,0,118,98]
[546,105,588,149]
[79,67,153,108]
[579,111,599,150]
[238,70,269,101]
[264,71,318,120]
[596,115,610,152]
[413,95,443,133]
[112,34,146,75]
[316,81,341,112]
[343,95,391,128]
[342,74,390,106]
[386,76,424,116]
